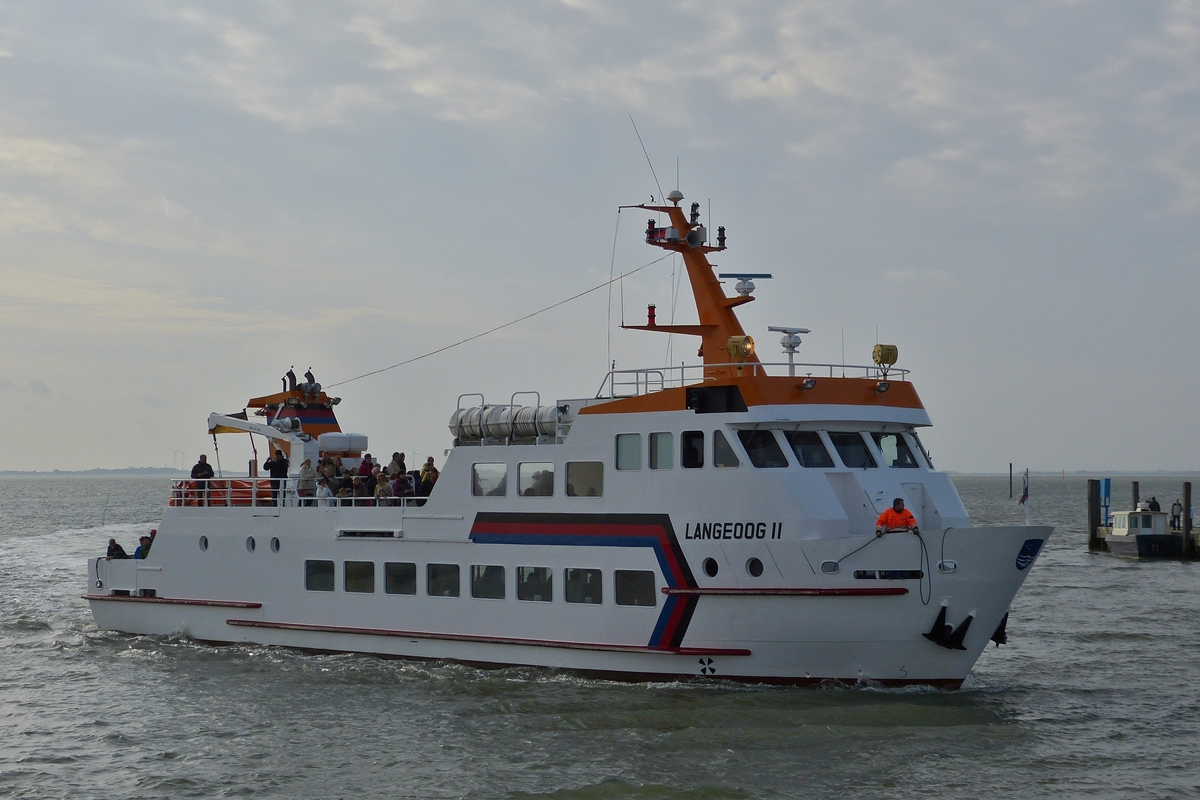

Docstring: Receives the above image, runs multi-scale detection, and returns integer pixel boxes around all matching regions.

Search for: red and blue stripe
[468,512,698,649]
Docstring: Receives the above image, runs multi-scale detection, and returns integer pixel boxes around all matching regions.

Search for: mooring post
[1010,463,1013,498]
[1131,481,1140,510]
[1184,482,1193,559]
[1087,479,1102,552]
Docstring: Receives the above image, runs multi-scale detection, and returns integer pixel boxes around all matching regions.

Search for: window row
[304,560,657,606]
[614,430,926,471]
[471,461,603,498]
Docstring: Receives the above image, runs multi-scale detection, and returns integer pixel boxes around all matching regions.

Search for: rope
[327,253,672,389]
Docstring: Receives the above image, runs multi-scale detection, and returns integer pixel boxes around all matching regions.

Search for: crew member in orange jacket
[875,497,919,536]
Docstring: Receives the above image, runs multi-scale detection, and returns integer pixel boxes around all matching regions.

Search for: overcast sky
[2,1,1198,474]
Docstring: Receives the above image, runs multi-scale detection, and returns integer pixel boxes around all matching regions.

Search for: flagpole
[1023,469,1031,526]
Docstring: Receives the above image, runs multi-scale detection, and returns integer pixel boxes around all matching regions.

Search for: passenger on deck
[417,468,438,497]
[107,539,130,559]
[354,476,371,505]
[358,455,374,477]
[374,475,393,506]
[133,536,153,559]
[316,478,334,506]
[1172,499,1183,530]
[388,452,405,477]
[391,472,414,499]
[191,455,215,506]
[263,449,289,506]
[420,457,437,482]
[1149,496,1161,512]
[297,459,317,506]
[875,498,919,537]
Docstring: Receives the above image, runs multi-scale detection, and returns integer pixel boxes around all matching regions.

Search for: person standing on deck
[875,498,919,537]
[1171,499,1183,530]
[263,449,289,506]
[191,455,215,506]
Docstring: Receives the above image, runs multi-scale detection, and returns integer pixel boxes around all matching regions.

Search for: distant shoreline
[0,468,188,477]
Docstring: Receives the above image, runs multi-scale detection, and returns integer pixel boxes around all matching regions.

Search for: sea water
[1,475,1197,799]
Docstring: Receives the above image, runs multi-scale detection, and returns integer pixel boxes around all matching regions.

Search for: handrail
[168,479,430,510]
[594,361,909,398]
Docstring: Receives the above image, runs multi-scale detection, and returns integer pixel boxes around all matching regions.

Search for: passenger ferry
[86,190,1052,686]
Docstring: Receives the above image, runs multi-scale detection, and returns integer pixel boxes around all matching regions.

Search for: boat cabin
[1111,508,1170,536]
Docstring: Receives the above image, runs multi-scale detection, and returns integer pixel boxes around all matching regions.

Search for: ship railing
[167,479,432,509]
[595,361,909,399]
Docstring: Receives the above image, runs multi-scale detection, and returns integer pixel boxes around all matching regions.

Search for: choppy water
[1,475,1198,799]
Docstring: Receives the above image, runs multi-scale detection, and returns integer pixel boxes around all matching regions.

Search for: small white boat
[86,189,1052,686]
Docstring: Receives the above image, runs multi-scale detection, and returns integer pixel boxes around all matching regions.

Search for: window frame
[565,461,604,498]
[712,429,740,468]
[470,564,506,600]
[827,431,878,469]
[426,563,461,597]
[564,568,603,605]
[649,432,673,470]
[681,430,704,469]
[516,566,553,602]
[614,570,657,607]
[615,433,642,471]
[783,430,835,468]
[518,462,555,497]
[305,559,335,592]
[736,429,790,469]
[384,561,417,595]
[472,462,508,497]
[343,560,375,594]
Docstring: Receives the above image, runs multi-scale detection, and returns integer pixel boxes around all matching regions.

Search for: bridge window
[872,433,919,468]
[615,434,641,470]
[737,430,788,468]
[517,566,553,602]
[713,430,740,468]
[614,570,656,606]
[344,561,375,593]
[427,563,460,597]
[471,565,505,599]
[305,560,334,592]
[565,568,602,604]
[566,462,603,497]
[783,431,835,468]
[649,432,673,470]
[681,431,704,469]
[518,462,554,496]
[385,562,417,595]
[910,432,934,468]
[472,463,507,496]
[829,433,877,468]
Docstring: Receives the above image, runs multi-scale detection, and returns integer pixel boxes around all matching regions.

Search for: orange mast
[621,191,758,381]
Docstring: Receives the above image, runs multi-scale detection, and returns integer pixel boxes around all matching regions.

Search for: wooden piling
[1131,481,1139,510]
[1184,482,1193,559]
[1087,479,1102,552]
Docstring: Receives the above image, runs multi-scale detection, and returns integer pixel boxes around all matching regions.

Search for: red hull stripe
[83,594,262,608]
[662,587,907,597]
[225,619,750,656]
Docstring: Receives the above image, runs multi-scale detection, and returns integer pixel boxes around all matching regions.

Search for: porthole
[199,535,208,552]
[703,558,719,578]
[746,557,763,577]
[246,536,256,553]
[270,537,280,553]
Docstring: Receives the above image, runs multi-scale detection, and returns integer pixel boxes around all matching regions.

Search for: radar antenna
[767,325,811,377]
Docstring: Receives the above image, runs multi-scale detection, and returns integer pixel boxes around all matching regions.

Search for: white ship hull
[88,499,1049,686]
